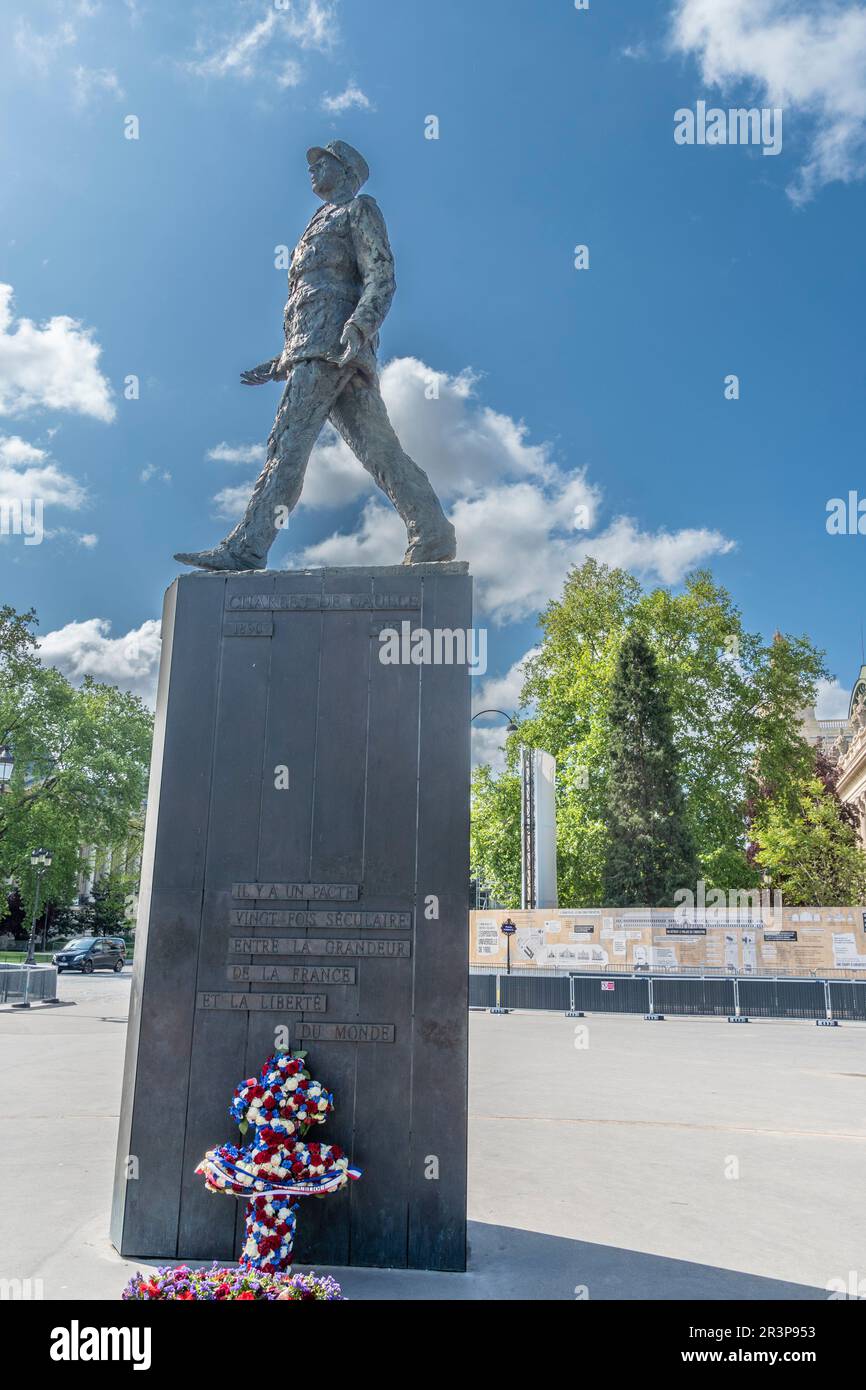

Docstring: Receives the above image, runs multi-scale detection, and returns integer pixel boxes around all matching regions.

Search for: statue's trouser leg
[225,360,350,563]
[329,373,455,552]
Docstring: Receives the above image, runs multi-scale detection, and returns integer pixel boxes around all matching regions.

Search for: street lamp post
[501,916,516,975]
[0,745,13,791]
[470,709,519,734]
[24,848,53,968]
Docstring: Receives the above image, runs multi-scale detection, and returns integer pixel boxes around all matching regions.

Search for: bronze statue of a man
[175,141,457,571]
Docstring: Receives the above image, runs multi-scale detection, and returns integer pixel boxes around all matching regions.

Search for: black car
[53,937,127,973]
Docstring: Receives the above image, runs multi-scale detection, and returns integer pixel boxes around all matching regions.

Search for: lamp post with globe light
[470,709,518,734]
[24,848,53,967]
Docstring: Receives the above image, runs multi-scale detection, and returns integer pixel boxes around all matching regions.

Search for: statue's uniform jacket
[283,194,395,380]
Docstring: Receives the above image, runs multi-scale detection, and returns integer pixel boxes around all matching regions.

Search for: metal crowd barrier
[469,968,866,1022]
[0,964,59,1006]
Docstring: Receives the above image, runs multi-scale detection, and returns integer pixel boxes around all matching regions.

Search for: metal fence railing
[0,964,58,1006]
[469,969,866,1022]
[470,961,866,981]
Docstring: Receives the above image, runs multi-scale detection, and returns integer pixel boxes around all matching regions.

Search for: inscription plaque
[197,991,328,1012]
[296,1022,396,1044]
[229,908,411,930]
[233,882,359,902]
[229,936,412,958]
[227,964,356,985]
[225,593,421,612]
[223,617,274,638]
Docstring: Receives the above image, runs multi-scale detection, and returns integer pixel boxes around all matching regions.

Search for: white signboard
[742,932,757,973]
[833,933,866,969]
[517,927,545,962]
[537,943,597,966]
[476,918,499,957]
[646,946,678,969]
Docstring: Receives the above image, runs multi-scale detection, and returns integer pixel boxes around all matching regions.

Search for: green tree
[601,630,700,905]
[0,605,153,924]
[754,778,866,906]
[469,765,521,908]
[470,561,829,905]
[746,632,830,861]
[78,873,136,936]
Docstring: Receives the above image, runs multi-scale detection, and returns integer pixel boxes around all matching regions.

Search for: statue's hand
[337,323,365,368]
[240,358,279,386]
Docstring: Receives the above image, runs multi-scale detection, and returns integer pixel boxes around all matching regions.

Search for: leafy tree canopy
[754,778,866,906]
[471,561,829,906]
[0,605,153,921]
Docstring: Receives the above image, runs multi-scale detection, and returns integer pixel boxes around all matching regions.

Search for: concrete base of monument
[111,563,473,1271]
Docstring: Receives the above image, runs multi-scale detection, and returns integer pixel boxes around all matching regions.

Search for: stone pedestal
[110,563,471,1271]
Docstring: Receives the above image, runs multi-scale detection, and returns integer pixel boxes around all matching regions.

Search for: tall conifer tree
[602,630,699,906]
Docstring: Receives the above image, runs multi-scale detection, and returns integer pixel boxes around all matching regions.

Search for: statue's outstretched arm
[240,357,282,386]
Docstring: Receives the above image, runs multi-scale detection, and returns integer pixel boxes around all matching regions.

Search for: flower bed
[122,1264,344,1301]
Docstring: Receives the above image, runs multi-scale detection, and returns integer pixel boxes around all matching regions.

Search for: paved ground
[1,972,862,1300]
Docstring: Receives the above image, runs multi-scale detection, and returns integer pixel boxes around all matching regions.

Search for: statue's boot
[402,519,457,566]
[174,540,266,572]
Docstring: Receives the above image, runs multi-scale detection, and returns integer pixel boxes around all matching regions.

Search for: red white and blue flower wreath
[196,1051,361,1272]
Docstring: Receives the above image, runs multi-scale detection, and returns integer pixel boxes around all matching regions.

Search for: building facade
[802,664,866,849]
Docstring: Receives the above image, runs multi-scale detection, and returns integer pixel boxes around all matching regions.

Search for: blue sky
[2,0,866,763]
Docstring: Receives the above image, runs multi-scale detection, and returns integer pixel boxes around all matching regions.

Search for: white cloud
[208,425,375,516]
[211,355,734,625]
[278,59,303,89]
[578,515,735,586]
[208,442,266,465]
[189,11,278,79]
[377,358,558,498]
[38,618,162,706]
[816,677,852,720]
[0,284,115,422]
[73,66,124,108]
[473,648,539,719]
[0,434,86,510]
[471,723,511,772]
[445,477,604,624]
[296,497,404,567]
[292,479,733,627]
[322,82,374,113]
[670,0,866,202]
[13,19,77,75]
[471,647,539,770]
[207,358,571,520]
[140,463,171,484]
[187,0,336,81]
[12,7,115,105]
[213,480,255,519]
